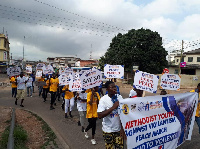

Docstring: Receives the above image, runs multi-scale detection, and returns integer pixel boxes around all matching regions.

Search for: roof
[184,48,200,55]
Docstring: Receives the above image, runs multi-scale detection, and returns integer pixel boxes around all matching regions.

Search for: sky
[1,0,200,61]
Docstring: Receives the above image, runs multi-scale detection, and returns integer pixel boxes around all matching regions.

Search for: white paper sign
[26,65,32,74]
[134,70,159,93]
[42,65,54,74]
[80,68,102,89]
[7,67,21,76]
[160,74,181,91]
[58,73,73,86]
[119,92,198,149]
[104,64,124,79]
[36,63,45,70]
[36,70,43,79]
[69,72,83,92]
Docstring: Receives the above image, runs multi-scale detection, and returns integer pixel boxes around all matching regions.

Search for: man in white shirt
[26,74,33,97]
[15,72,27,107]
[97,81,126,149]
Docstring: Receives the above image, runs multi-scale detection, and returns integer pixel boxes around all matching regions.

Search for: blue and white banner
[104,64,124,79]
[119,92,198,149]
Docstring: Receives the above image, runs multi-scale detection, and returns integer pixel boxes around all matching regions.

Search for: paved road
[0,87,200,149]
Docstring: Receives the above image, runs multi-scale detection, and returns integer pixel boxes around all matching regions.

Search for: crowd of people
[9,71,200,148]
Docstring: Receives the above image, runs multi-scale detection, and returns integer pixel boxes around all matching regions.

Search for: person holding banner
[49,74,59,110]
[84,87,100,145]
[10,76,17,98]
[190,83,200,134]
[97,81,125,149]
[62,85,74,118]
[15,72,27,107]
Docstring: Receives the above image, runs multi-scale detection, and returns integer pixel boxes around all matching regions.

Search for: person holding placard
[62,85,74,118]
[97,81,125,149]
[42,75,50,102]
[49,74,59,110]
[84,87,100,145]
[10,76,17,98]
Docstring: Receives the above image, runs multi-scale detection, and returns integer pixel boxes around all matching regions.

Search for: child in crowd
[85,86,100,145]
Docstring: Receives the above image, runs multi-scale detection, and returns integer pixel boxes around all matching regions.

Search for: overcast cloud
[0,0,200,61]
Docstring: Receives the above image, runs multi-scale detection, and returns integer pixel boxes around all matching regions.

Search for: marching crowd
[8,70,200,149]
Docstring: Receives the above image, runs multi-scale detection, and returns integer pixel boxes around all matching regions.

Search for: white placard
[36,69,43,79]
[134,70,159,93]
[58,73,73,86]
[104,64,124,79]
[160,74,181,91]
[26,65,32,74]
[7,67,21,76]
[42,65,54,74]
[69,72,83,92]
[80,68,102,89]
[36,63,45,70]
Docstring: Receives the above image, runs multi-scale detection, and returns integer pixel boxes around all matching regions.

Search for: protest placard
[35,81,46,86]
[58,73,73,86]
[26,65,32,74]
[36,63,45,70]
[36,69,43,79]
[119,92,198,149]
[134,70,159,93]
[104,64,124,79]
[42,65,54,74]
[160,74,181,91]
[80,68,102,89]
[7,67,21,76]
[69,72,82,92]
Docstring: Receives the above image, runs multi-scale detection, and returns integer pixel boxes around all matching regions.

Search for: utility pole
[178,40,184,75]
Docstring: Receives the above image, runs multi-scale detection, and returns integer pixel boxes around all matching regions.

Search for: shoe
[50,106,55,110]
[65,114,68,118]
[91,139,96,145]
[54,103,56,106]
[61,103,64,111]
[84,131,89,139]
[78,121,81,126]
[15,100,17,105]
[30,95,32,97]
[69,112,73,118]
[20,105,24,107]
[82,127,85,132]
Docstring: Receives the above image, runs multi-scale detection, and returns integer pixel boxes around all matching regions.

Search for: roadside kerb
[7,108,15,149]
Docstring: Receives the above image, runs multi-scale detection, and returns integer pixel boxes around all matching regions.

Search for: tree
[99,28,168,74]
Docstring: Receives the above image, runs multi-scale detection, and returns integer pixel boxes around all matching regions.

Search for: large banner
[134,70,159,93]
[160,74,181,91]
[104,64,124,79]
[69,72,83,92]
[7,67,21,76]
[80,68,102,89]
[26,65,32,74]
[119,92,198,149]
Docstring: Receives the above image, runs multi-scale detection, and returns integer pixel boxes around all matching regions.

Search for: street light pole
[178,40,184,75]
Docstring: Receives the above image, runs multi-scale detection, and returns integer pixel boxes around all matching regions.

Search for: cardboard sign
[36,70,43,79]
[104,64,124,79]
[69,72,82,92]
[42,65,54,74]
[160,74,181,91]
[80,68,102,89]
[26,65,32,74]
[134,70,159,93]
[119,92,198,149]
[35,81,46,86]
[36,63,45,70]
[7,67,21,76]
[58,73,73,86]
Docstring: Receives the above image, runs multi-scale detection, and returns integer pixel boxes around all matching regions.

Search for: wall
[184,54,200,65]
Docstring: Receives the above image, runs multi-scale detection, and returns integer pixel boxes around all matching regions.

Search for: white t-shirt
[17,76,27,90]
[26,77,33,87]
[77,93,87,111]
[97,94,122,133]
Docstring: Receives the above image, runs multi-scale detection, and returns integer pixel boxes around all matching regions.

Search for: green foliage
[99,28,168,74]
[0,126,10,149]
[14,125,28,149]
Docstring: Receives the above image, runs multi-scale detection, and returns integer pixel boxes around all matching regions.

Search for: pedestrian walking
[10,76,17,98]
[49,73,59,110]
[84,86,100,145]
[26,74,33,97]
[62,85,74,118]
[97,81,126,148]
[15,72,27,107]
[42,75,50,102]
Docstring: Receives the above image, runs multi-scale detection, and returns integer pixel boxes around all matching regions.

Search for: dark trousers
[42,88,48,100]
[85,118,97,136]
[50,92,56,105]
[12,88,17,98]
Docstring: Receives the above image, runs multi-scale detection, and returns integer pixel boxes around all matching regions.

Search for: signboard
[80,68,102,89]
[36,69,43,79]
[7,67,21,76]
[134,70,159,93]
[3,51,7,60]
[160,74,181,91]
[180,62,186,67]
[26,65,32,74]
[42,65,54,74]
[35,81,46,86]
[69,72,82,92]
[104,64,124,79]
[58,73,73,86]
[36,63,45,70]
[119,92,198,149]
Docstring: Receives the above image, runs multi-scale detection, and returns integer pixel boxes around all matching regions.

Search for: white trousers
[65,97,74,113]
[79,111,86,127]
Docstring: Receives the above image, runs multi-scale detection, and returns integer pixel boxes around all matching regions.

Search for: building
[169,48,200,75]
[75,60,99,68]
[47,56,81,68]
[0,34,10,73]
